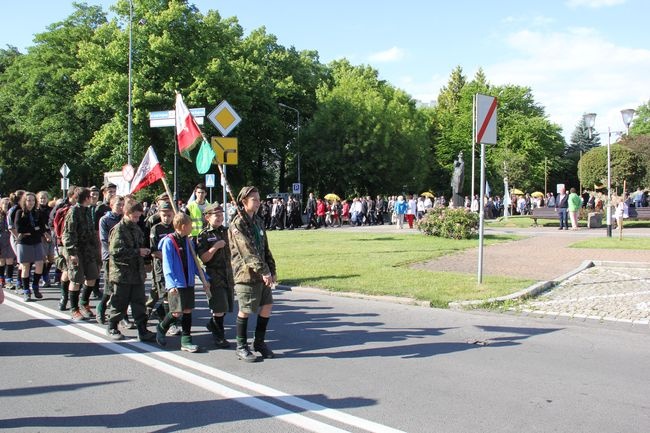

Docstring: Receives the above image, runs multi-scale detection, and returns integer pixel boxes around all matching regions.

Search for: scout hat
[204,202,223,214]
[159,201,173,211]
[236,186,258,204]
[101,182,117,191]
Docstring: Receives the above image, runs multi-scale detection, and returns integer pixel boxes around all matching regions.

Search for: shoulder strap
[166,233,183,260]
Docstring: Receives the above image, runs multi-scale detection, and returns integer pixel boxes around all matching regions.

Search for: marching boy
[157,213,204,352]
[197,203,234,348]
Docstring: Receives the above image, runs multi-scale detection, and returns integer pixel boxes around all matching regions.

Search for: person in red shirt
[316,198,327,228]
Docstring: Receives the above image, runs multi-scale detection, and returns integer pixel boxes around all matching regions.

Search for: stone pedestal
[588,212,603,228]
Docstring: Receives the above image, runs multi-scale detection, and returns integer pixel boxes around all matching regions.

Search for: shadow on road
[0,395,377,432]
[269,298,563,359]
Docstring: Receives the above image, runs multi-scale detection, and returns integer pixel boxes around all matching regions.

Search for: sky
[1,0,649,141]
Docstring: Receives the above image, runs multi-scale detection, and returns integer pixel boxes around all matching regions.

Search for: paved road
[2,283,649,433]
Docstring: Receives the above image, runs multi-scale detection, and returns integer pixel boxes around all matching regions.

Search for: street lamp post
[128,0,133,169]
[583,109,636,237]
[278,102,301,192]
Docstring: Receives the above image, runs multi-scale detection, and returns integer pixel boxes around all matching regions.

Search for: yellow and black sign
[211,137,238,165]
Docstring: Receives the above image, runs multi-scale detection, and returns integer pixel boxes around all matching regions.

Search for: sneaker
[138,329,156,342]
[236,344,258,362]
[80,305,95,319]
[181,341,200,353]
[156,325,167,347]
[107,328,124,341]
[253,341,275,359]
[120,318,136,330]
[5,282,15,290]
[23,292,33,302]
[71,309,86,321]
[180,336,200,353]
[33,289,43,299]
[166,324,182,336]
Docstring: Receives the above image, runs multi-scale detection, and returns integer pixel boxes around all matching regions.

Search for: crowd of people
[0,183,278,362]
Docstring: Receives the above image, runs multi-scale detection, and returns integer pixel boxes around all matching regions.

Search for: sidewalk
[412,226,650,280]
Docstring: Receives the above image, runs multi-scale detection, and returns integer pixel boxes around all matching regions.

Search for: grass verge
[268,230,533,308]
[570,237,650,250]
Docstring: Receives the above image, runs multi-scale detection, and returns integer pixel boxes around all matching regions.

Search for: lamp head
[583,112,597,129]
[621,109,635,128]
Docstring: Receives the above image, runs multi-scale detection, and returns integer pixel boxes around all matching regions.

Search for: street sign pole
[474,94,498,284]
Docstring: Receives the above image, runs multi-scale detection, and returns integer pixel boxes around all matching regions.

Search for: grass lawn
[487,216,650,229]
[267,230,532,308]
[570,237,650,250]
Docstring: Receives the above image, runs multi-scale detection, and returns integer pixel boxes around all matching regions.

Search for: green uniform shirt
[228,212,276,285]
[62,204,100,260]
[109,218,146,284]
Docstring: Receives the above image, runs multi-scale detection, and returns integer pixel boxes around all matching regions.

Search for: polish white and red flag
[175,92,202,160]
[130,146,165,194]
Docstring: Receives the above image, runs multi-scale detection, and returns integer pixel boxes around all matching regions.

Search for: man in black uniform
[147,201,175,326]
[197,203,234,348]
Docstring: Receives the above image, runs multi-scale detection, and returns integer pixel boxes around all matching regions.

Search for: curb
[275,284,432,308]
[448,259,595,310]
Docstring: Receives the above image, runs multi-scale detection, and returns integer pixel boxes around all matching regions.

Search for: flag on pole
[130,146,165,194]
[503,178,511,216]
[485,180,491,198]
[195,139,215,174]
[175,92,202,161]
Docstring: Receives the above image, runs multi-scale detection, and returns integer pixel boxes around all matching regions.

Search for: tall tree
[629,100,650,136]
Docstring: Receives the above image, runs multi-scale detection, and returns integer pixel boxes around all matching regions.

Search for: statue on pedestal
[451,151,464,208]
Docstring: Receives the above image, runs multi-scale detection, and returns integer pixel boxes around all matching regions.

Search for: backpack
[53,204,71,245]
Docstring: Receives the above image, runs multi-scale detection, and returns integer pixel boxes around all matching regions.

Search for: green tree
[577,144,645,191]
[0,4,107,191]
[630,100,650,136]
[301,60,429,197]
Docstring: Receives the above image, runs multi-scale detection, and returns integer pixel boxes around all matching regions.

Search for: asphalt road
[1,284,649,433]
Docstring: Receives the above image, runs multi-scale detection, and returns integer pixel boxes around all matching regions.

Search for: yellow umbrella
[324,193,340,201]
[420,191,435,198]
[511,188,524,195]
[531,191,544,198]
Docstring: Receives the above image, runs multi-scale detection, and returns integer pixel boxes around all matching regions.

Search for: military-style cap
[237,186,258,204]
[204,202,223,214]
[101,182,117,191]
[156,192,170,201]
[159,201,173,211]
[89,185,100,193]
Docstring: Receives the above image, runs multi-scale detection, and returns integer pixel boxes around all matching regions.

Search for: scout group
[0,183,277,363]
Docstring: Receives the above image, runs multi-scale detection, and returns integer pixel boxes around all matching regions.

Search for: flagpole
[161,176,211,299]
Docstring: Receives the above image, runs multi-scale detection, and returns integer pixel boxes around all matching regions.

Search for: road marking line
[3,293,406,433]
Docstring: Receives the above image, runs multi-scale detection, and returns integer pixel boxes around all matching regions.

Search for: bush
[417,207,479,239]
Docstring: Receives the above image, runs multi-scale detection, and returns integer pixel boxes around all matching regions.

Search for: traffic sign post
[474,94,498,284]
[60,163,71,197]
[205,173,215,202]
[292,183,301,195]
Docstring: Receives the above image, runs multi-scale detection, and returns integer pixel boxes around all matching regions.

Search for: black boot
[59,280,70,311]
[137,322,156,342]
[235,317,257,362]
[206,316,230,348]
[253,315,274,359]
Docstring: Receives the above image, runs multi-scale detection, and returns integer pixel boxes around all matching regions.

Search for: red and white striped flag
[130,146,165,194]
[175,92,202,160]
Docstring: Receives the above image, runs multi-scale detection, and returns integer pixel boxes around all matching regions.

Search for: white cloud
[368,46,405,63]
[483,27,650,140]
[394,74,446,104]
[566,0,626,8]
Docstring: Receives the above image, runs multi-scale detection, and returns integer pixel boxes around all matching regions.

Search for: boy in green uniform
[105,200,156,341]
[229,186,277,362]
[197,203,234,348]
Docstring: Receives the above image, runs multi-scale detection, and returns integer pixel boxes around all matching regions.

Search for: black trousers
[108,282,147,326]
